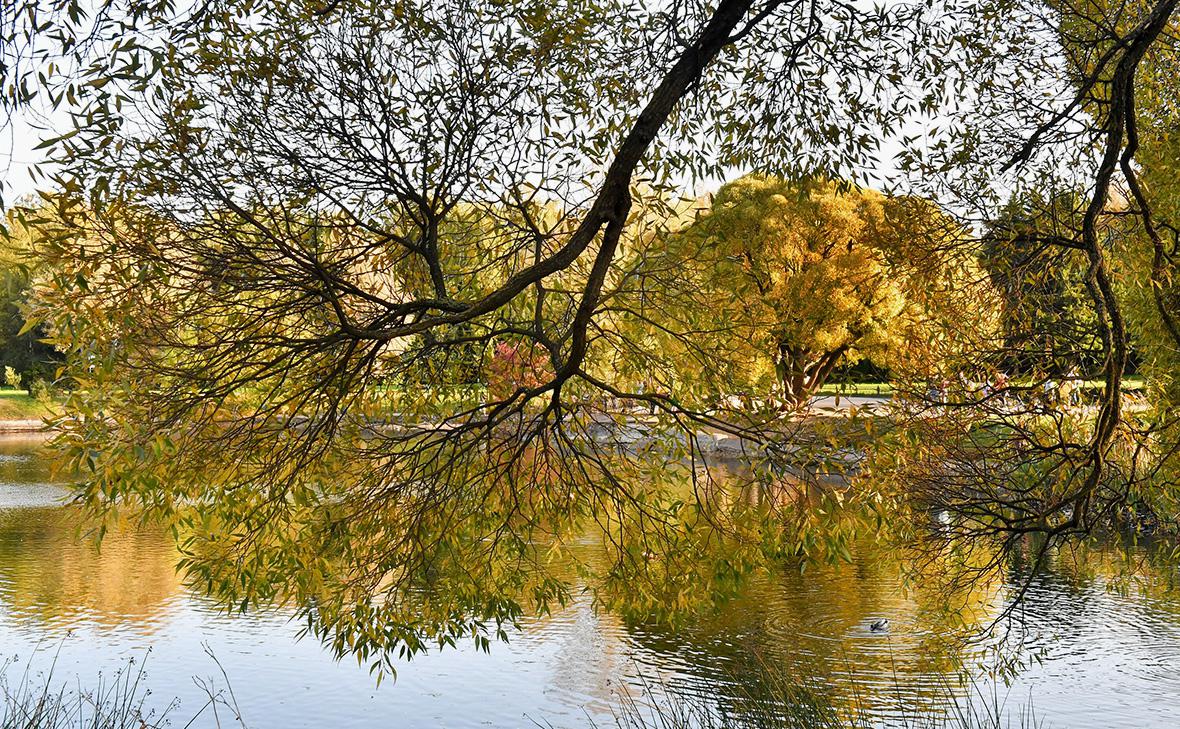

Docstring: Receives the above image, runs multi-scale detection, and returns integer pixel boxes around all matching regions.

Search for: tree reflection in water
[0,436,1177,726]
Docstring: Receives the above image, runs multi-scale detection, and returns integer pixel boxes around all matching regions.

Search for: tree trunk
[775,343,851,410]
[776,344,811,409]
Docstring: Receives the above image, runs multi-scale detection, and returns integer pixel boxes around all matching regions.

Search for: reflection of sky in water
[0,435,1178,727]
[0,482,70,508]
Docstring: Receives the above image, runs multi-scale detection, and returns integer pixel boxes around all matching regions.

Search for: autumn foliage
[485,341,551,400]
[627,175,991,407]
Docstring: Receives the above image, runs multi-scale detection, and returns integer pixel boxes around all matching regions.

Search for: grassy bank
[818,382,895,397]
[0,390,61,421]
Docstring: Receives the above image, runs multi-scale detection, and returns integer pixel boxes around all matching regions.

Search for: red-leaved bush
[486,341,551,399]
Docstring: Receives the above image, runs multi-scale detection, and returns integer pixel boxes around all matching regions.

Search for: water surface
[0,435,1178,727]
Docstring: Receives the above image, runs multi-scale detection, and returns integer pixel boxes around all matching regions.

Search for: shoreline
[0,419,48,433]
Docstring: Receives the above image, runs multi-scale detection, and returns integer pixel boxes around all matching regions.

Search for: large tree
[626,175,987,407]
[14,0,987,665]
[5,0,1180,664]
[879,0,1180,589]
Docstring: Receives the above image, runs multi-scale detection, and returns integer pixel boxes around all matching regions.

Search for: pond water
[1,434,1179,728]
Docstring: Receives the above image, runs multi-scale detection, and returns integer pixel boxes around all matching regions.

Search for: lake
[0,434,1178,728]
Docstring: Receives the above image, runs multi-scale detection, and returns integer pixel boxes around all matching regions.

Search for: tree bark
[776,342,852,409]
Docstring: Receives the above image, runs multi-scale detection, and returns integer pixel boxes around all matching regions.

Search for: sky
[1,106,62,204]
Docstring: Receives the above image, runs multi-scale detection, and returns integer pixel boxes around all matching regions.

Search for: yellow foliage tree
[632,175,984,407]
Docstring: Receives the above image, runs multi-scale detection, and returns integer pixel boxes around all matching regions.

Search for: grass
[817,382,895,397]
[0,647,245,729]
[0,654,164,729]
[1079,375,1145,391]
[0,390,60,421]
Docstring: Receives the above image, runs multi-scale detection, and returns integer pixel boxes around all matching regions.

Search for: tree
[878,0,1180,593]
[1107,1,1180,406]
[14,0,993,667]
[628,175,986,407]
[979,190,1104,377]
[1087,0,1180,523]
[0,210,62,392]
[7,0,1180,665]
